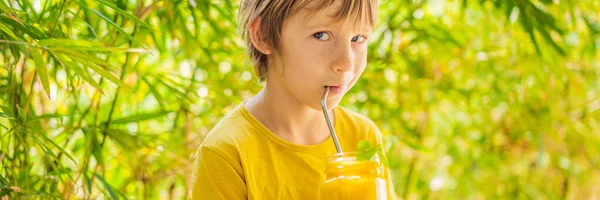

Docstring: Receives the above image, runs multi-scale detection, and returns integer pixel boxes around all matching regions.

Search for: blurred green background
[1,0,599,199]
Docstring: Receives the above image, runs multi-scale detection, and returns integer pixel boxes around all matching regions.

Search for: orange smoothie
[320,153,388,200]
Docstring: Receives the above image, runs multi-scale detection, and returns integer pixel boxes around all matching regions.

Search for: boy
[190,0,396,199]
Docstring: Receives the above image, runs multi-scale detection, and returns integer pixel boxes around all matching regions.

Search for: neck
[245,83,334,145]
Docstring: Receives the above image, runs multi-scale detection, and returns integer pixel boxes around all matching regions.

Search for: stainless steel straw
[321,86,343,154]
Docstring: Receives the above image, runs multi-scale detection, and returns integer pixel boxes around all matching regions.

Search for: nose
[330,42,354,73]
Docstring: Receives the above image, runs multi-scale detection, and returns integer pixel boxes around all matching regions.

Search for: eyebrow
[304,13,336,30]
[305,18,373,34]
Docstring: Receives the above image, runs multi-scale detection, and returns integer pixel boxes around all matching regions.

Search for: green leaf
[30,133,73,185]
[356,140,373,151]
[34,131,79,167]
[0,173,8,186]
[538,27,566,56]
[0,16,43,39]
[83,172,92,194]
[104,129,146,149]
[142,76,167,109]
[0,188,9,198]
[355,140,380,161]
[154,76,194,102]
[38,38,103,48]
[355,140,389,166]
[93,173,119,200]
[0,2,24,26]
[28,114,64,121]
[95,0,153,29]
[0,1,11,14]
[88,8,139,45]
[83,127,104,165]
[61,47,150,53]
[30,48,51,99]
[53,49,134,92]
[16,104,26,123]
[109,111,171,124]
[85,61,134,92]
[0,112,14,119]
[0,105,14,118]
[399,139,431,152]
[0,23,18,39]
[52,48,115,70]
[41,38,148,54]
[58,55,104,94]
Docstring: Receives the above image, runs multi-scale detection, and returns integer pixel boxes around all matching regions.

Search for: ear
[249,18,272,55]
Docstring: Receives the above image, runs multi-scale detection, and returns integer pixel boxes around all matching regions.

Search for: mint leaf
[356,140,383,162]
[356,140,373,151]
[355,140,389,167]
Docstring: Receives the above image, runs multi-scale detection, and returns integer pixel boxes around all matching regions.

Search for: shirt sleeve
[189,145,247,200]
[367,121,399,200]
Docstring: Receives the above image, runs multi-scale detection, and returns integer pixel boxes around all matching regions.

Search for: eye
[313,32,331,41]
[351,35,367,43]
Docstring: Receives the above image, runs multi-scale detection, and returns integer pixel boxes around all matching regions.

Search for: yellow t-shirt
[190,103,397,199]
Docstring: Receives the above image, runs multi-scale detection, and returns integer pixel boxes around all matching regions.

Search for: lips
[325,84,347,95]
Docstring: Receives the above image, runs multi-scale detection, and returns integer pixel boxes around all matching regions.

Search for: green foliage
[356,140,388,167]
[0,0,599,199]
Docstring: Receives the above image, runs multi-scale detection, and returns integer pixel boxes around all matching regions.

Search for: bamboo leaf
[155,76,194,102]
[109,111,171,124]
[53,49,134,91]
[142,76,167,109]
[399,139,431,152]
[29,132,73,185]
[82,127,103,165]
[0,23,18,39]
[28,113,63,122]
[58,55,104,94]
[0,2,24,26]
[50,45,152,53]
[88,8,139,45]
[38,38,103,48]
[0,174,8,186]
[0,112,14,119]
[83,172,92,194]
[104,129,145,149]
[30,48,51,99]
[0,1,11,14]
[61,47,150,53]
[538,27,566,56]
[0,16,44,39]
[95,0,153,29]
[34,130,79,167]
[93,173,119,200]
[0,188,9,197]
[52,48,115,70]
[518,4,542,55]
[84,61,134,92]
[0,105,14,118]
[16,104,26,123]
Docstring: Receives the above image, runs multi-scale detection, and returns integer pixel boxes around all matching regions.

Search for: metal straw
[321,86,343,154]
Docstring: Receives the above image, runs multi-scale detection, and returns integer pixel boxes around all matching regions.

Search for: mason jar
[320,152,389,200]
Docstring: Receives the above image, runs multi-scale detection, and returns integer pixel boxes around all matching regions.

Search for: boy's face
[267,1,375,110]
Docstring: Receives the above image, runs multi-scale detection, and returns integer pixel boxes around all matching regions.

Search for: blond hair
[239,0,378,81]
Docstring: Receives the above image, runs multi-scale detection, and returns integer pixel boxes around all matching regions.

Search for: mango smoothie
[320,153,389,200]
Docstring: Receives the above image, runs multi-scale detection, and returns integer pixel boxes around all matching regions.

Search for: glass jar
[320,152,389,200]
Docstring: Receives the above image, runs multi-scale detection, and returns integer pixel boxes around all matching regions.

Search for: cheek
[355,51,368,70]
